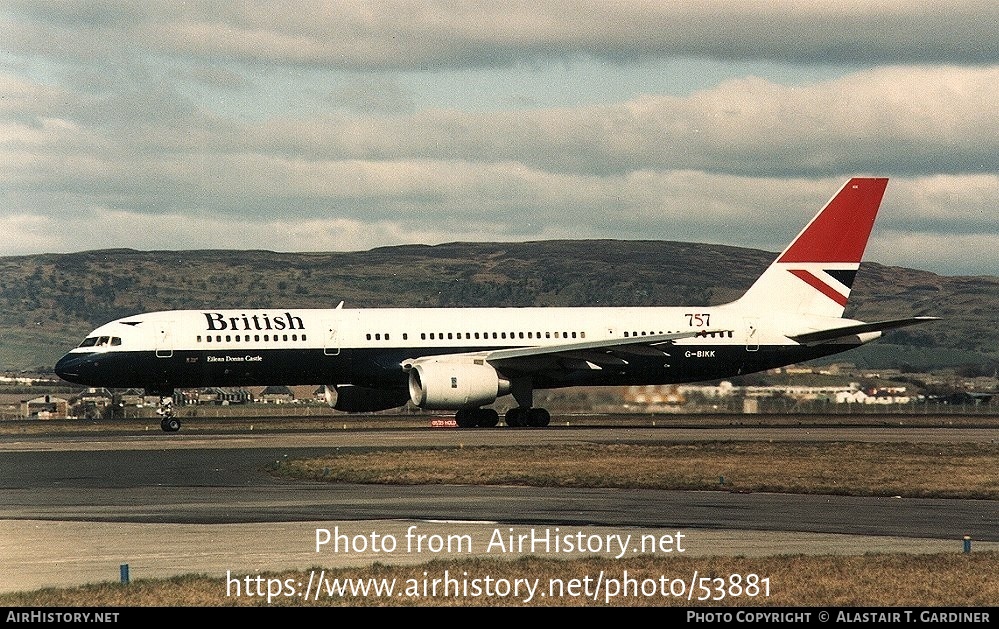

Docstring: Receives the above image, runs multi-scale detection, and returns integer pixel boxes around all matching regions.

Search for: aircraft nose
[54,353,88,382]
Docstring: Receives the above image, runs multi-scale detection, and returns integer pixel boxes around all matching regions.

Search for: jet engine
[324,384,410,412]
[408,357,510,410]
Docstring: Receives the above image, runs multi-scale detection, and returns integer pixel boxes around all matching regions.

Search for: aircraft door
[323,319,340,356]
[744,318,760,352]
[155,321,174,358]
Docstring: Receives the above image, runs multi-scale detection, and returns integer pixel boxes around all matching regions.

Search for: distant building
[186,388,252,405]
[21,395,69,419]
[625,381,913,406]
[259,386,294,404]
[120,389,161,408]
[78,388,114,407]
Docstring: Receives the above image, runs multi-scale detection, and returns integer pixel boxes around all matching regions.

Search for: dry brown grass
[276,442,999,499]
[3,553,996,606]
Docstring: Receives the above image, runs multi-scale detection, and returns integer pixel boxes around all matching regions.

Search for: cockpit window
[78,336,122,348]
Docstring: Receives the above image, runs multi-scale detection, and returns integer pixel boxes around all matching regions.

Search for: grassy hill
[0,242,995,373]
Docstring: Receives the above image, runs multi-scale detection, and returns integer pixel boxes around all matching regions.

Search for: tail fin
[735,177,889,318]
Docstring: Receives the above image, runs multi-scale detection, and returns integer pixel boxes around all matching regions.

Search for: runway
[2,422,998,593]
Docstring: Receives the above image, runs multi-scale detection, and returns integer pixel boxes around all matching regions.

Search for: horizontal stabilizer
[788,317,940,345]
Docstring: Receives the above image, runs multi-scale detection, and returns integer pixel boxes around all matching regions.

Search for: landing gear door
[155,320,174,358]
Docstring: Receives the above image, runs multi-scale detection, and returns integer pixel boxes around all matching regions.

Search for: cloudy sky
[2,1,998,275]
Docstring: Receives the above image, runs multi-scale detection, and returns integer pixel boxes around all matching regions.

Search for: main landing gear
[453,406,551,428]
[504,407,551,427]
[156,396,181,432]
[503,379,549,427]
[454,407,500,428]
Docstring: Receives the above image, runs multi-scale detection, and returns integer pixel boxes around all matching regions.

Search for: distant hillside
[0,242,996,373]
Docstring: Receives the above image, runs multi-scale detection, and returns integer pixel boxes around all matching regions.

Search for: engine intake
[408,357,509,410]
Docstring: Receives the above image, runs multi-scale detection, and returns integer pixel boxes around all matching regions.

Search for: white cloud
[2,4,997,275]
[6,2,998,68]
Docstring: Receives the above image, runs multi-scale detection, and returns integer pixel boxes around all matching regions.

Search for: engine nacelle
[324,384,410,412]
[408,358,510,410]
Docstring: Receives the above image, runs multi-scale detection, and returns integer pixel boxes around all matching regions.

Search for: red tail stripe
[778,178,888,264]
[789,269,849,307]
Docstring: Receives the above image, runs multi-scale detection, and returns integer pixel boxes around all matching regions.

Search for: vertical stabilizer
[735,178,889,318]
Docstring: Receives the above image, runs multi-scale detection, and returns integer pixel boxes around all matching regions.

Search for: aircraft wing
[404,331,709,372]
[483,331,711,372]
[787,316,940,345]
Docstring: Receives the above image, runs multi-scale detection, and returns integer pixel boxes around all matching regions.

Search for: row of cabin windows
[622,330,734,339]
[365,331,586,342]
[360,330,743,342]
[430,331,581,341]
[197,334,306,343]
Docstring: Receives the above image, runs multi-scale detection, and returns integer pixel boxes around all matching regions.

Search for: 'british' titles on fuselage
[203,312,305,332]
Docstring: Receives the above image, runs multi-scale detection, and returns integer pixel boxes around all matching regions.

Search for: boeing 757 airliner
[55,178,936,431]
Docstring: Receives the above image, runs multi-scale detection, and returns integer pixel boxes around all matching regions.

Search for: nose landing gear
[156,396,181,432]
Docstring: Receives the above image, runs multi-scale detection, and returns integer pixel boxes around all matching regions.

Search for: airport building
[20,395,70,420]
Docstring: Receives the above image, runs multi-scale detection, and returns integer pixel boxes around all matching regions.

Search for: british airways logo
[787,269,851,307]
[203,312,305,332]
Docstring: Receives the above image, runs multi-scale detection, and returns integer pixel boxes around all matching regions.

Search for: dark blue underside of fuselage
[55,342,862,394]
